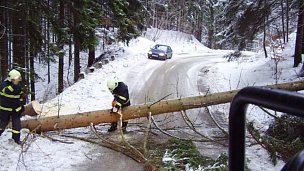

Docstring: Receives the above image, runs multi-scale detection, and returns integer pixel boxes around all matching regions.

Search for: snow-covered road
[127,53,227,103]
[125,53,230,159]
[73,53,230,171]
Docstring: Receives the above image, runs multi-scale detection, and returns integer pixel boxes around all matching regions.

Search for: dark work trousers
[0,111,21,142]
[110,121,128,129]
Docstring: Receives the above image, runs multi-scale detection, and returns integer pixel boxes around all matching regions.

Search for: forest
[0,0,303,101]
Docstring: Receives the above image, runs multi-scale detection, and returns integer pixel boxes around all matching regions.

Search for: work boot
[108,126,117,132]
[108,123,117,132]
[122,122,128,133]
[12,133,21,145]
[14,140,23,145]
[122,127,127,133]
[0,129,4,136]
[122,122,128,128]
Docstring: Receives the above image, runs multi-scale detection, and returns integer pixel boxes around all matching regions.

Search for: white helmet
[107,78,118,92]
[7,69,22,81]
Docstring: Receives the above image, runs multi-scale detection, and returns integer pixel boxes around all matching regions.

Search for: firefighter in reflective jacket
[0,69,25,144]
[107,78,130,132]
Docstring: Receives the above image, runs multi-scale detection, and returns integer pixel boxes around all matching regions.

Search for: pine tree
[107,0,144,45]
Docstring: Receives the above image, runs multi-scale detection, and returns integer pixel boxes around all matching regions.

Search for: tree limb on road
[21,80,304,132]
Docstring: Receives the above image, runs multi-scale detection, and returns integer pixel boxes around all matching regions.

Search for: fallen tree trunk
[21,80,304,132]
[22,101,41,116]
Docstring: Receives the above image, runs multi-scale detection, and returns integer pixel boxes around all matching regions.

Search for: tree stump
[103,59,109,64]
[88,66,95,73]
[78,72,85,80]
[95,62,103,69]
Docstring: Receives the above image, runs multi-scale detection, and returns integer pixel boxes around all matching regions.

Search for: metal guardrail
[228,86,304,171]
[281,150,304,171]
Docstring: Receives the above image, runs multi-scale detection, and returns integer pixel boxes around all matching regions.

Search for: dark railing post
[229,86,304,171]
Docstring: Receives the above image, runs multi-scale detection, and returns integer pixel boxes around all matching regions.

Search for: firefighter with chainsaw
[107,78,130,133]
[0,69,25,145]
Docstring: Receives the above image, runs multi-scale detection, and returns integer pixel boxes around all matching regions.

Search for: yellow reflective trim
[116,102,122,106]
[0,128,4,131]
[15,106,22,112]
[11,130,20,134]
[8,86,14,92]
[118,95,127,101]
[0,105,13,111]
[0,92,21,99]
[124,99,130,104]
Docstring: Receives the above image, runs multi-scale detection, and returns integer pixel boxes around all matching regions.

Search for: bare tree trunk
[88,47,95,67]
[263,9,268,58]
[207,4,214,48]
[46,0,51,83]
[281,0,286,43]
[73,0,81,82]
[294,0,304,67]
[21,80,304,132]
[29,50,35,101]
[12,0,25,68]
[264,0,269,58]
[67,2,73,86]
[286,0,289,41]
[58,0,65,93]
[0,0,9,80]
[47,20,51,83]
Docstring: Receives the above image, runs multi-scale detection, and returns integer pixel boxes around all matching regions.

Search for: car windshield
[155,45,168,51]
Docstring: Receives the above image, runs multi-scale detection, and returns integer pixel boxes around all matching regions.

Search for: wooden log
[21,80,304,132]
[22,101,42,116]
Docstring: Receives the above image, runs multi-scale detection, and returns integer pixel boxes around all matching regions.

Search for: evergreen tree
[107,0,144,45]
[222,0,274,50]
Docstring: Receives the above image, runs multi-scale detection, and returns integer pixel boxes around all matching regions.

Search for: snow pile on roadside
[202,35,300,171]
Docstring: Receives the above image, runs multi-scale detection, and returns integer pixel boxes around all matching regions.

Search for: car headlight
[148,51,152,54]
[159,53,165,56]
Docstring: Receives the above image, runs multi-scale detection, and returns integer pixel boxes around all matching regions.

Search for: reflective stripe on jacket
[0,80,24,113]
[112,82,130,109]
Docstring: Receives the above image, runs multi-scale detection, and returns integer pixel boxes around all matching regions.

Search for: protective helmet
[7,69,21,81]
[107,78,118,92]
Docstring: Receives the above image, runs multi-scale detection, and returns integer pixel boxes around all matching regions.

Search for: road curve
[127,54,229,159]
[128,54,225,104]
[75,53,229,171]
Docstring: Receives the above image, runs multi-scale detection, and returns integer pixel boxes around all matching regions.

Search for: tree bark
[21,80,304,132]
[58,0,65,93]
[88,46,95,67]
[12,0,26,68]
[294,0,304,67]
[29,50,36,101]
[286,0,289,42]
[0,0,9,80]
[73,0,81,82]
[263,0,268,58]
[280,0,286,43]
